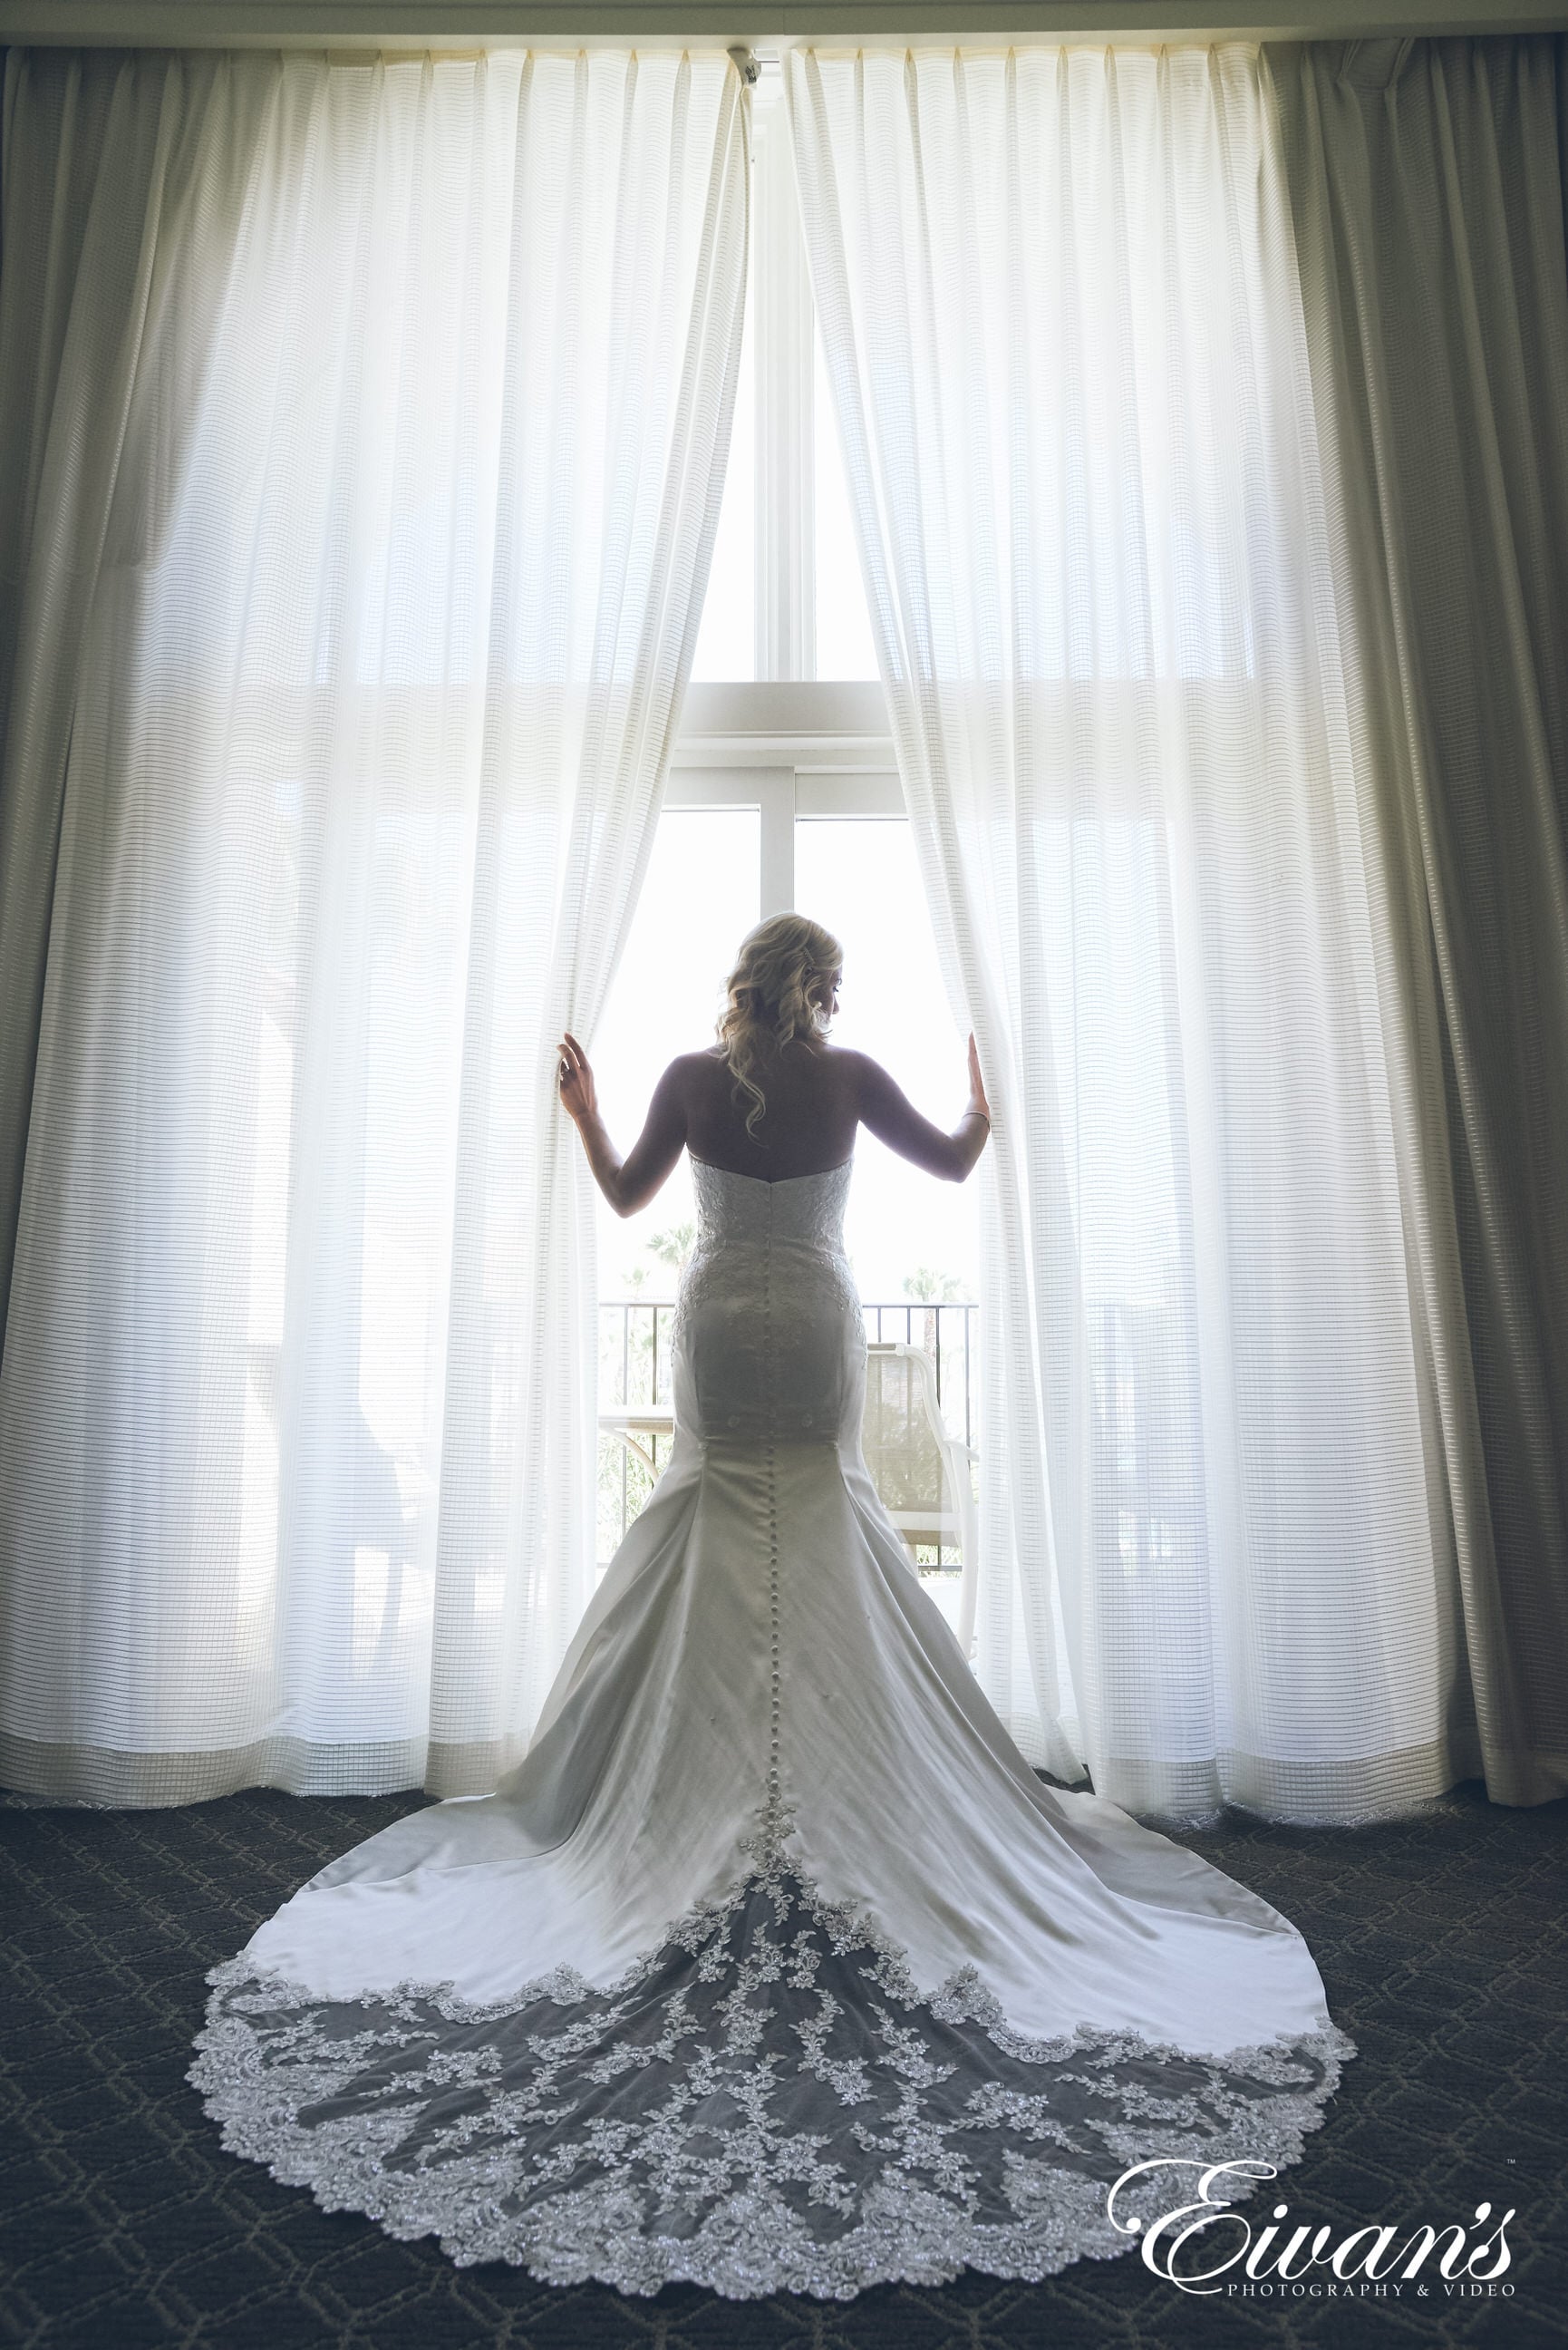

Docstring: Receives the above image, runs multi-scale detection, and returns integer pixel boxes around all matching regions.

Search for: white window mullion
[661,762,798,914]
[796,773,904,818]
[752,72,814,684]
[759,770,798,914]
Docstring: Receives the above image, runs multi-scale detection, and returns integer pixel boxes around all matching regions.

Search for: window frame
[691,55,882,697]
[670,680,901,913]
[674,55,899,859]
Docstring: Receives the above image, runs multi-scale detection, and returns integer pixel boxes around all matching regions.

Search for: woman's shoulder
[818,1044,881,1089]
[657,1047,726,1096]
[640,1050,723,1113]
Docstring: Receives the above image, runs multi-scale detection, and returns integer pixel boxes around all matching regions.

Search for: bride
[193,913,1355,2299]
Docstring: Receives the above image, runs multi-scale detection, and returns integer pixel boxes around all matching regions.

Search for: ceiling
[2,0,1563,54]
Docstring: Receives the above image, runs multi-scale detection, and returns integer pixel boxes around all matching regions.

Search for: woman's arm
[851,1034,992,1182]
[558,1034,688,1216]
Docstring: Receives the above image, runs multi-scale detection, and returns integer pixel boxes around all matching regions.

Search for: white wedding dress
[192,1155,1355,2298]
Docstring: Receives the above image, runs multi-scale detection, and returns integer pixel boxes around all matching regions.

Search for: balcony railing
[597,1297,977,1564]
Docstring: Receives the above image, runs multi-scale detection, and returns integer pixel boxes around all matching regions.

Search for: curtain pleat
[789,43,1484,1822]
[0,52,272,1354]
[1273,35,1568,1806]
[0,46,748,1805]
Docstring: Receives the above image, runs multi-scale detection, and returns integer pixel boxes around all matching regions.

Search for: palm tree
[901,1267,963,1302]
[648,1222,697,1279]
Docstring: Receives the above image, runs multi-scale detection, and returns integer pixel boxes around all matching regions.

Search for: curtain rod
[3,1,1564,44]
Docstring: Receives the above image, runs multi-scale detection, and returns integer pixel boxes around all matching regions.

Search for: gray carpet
[1,1778,1564,2348]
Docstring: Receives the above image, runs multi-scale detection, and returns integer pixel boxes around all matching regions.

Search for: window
[591,803,760,1274]
[691,61,879,685]
[595,785,977,1305]
[595,66,974,1625]
[794,815,976,1306]
[812,326,880,682]
[595,779,980,1617]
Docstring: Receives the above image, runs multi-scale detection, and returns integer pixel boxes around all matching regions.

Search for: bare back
[681,1044,860,1180]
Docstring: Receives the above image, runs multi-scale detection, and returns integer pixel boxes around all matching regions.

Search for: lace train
[190,1825,1355,2299]
[192,1160,1355,2297]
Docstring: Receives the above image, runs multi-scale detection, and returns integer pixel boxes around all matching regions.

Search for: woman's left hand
[557,1033,597,1125]
[965,1032,991,1126]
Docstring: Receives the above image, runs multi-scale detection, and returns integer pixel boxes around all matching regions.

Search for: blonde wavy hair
[716,914,844,1141]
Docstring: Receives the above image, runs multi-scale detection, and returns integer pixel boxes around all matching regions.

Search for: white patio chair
[861,1342,980,1660]
[598,1405,675,1479]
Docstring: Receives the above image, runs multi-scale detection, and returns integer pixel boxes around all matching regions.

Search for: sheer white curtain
[0,45,748,1803]
[789,43,1481,1821]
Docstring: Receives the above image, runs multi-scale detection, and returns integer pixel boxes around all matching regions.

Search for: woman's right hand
[557,1032,597,1127]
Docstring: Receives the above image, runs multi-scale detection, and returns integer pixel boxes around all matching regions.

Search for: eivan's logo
[1107,2161,1517,2299]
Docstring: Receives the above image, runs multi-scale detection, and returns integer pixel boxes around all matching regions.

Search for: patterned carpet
[1,1778,1564,2349]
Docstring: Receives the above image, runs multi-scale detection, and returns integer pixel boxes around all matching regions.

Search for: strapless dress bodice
[687,1153,854,1252]
[671,1158,865,1446]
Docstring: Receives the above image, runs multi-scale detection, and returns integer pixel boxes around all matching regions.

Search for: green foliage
[901,1266,963,1302]
[648,1222,697,1275]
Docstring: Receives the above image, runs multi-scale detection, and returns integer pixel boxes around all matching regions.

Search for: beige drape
[0,51,264,1355]
[1274,35,1568,1807]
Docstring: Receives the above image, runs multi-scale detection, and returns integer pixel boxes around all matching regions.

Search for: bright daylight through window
[691,64,878,685]
[595,71,976,1618]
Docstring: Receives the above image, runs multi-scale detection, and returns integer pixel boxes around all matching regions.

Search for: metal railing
[596,1296,978,1560]
[594,1292,1210,1583]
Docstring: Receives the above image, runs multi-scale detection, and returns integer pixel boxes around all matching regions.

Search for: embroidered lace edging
[189,1833,1356,2300]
